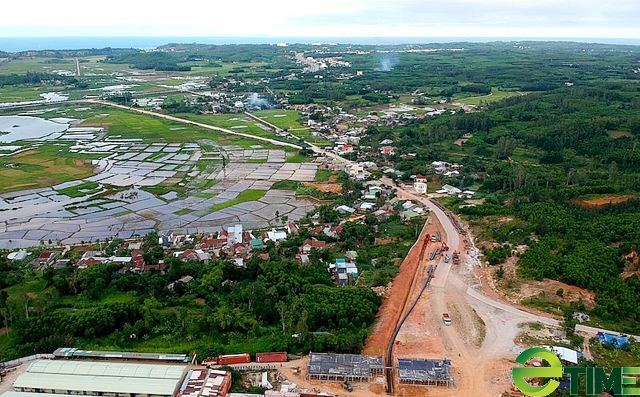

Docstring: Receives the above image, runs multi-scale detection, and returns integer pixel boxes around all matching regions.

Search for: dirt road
[386,182,640,396]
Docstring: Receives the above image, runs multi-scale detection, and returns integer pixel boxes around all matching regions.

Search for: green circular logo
[512,347,563,397]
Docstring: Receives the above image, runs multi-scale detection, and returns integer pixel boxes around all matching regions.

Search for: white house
[7,250,29,261]
[227,224,244,244]
[360,202,376,211]
[462,190,477,198]
[335,205,356,215]
[266,229,287,242]
[414,181,427,194]
[437,184,462,195]
[345,163,365,180]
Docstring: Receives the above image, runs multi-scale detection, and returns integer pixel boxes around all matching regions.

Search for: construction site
[397,358,455,387]
[306,353,384,383]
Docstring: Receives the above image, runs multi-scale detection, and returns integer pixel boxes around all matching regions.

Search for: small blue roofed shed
[596,332,628,348]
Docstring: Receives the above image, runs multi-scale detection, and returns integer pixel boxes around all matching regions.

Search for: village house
[286,222,299,234]
[323,225,343,238]
[360,202,376,211]
[437,184,462,195]
[265,229,287,243]
[380,147,395,155]
[335,205,356,215]
[175,249,210,264]
[37,251,58,267]
[227,224,244,245]
[301,238,327,254]
[335,258,358,286]
[168,275,194,290]
[414,181,427,194]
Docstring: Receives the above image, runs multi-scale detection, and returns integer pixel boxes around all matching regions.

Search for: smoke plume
[378,54,399,72]
[247,93,270,108]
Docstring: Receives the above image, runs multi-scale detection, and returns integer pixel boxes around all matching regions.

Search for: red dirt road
[363,219,431,358]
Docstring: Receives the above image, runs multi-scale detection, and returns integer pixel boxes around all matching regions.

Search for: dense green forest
[372,81,640,333]
[0,231,380,360]
[0,195,422,361]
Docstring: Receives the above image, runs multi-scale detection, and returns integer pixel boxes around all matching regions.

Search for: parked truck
[442,313,452,326]
[452,251,460,265]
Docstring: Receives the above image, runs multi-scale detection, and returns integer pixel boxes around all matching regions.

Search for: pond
[0,115,69,143]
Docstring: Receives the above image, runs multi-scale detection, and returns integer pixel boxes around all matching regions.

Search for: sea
[1,36,640,52]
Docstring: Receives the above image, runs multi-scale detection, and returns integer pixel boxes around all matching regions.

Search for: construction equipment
[343,382,353,392]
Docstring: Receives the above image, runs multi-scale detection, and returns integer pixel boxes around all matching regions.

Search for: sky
[0,0,638,39]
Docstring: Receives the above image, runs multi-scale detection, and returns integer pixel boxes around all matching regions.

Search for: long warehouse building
[12,360,187,397]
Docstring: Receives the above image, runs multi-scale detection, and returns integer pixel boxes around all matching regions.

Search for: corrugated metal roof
[14,372,180,396]
[27,359,185,379]
[1,391,76,397]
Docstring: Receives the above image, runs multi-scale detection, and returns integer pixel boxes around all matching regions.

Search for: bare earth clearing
[301,182,343,193]
[570,194,636,208]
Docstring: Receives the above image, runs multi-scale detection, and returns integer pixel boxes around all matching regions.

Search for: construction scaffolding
[397,358,455,387]
[306,353,384,382]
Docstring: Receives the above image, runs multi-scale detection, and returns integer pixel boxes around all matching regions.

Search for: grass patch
[0,86,58,103]
[272,180,300,190]
[175,208,194,216]
[528,322,544,331]
[140,185,184,197]
[455,88,523,106]
[210,189,266,211]
[250,109,305,130]
[0,144,94,194]
[285,154,307,163]
[78,107,271,149]
[314,169,333,182]
[57,181,101,198]
[247,159,267,163]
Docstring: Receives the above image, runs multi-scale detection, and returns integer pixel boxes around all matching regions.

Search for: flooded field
[0,115,69,142]
[0,113,318,248]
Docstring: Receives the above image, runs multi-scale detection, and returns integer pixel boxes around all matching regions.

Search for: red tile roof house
[37,252,56,266]
[130,250,145,272]
[286,222,299,234]
[181,249,200,262]
[300,238,327,254]
[380,147,395,155]
[197,238,227,250]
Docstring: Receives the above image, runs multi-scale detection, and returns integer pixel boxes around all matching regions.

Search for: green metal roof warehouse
[11,360,187,397]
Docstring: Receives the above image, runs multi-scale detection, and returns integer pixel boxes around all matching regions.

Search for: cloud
[0,0,639,38]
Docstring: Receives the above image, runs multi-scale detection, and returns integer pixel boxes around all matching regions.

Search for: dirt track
[363,220,431,358]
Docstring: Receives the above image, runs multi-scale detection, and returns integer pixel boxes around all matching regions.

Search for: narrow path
[80,100,303,149]
[244,111,282,132]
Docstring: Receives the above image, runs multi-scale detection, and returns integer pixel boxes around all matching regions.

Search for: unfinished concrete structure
[306,353,384,382]
[397,358,455,387]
